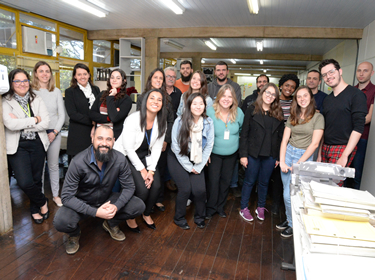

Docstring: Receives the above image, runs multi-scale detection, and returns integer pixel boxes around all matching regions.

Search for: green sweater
[206,106,244,156]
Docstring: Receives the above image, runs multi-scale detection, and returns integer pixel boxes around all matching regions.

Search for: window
[59,27,84,60]
[20,13,56,31]
[59,68,73,94]
[0,55,16,72]
[93,40,111,64]
[0,9,17,49]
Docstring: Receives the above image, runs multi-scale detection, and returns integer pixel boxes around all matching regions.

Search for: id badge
[145,154,152,166]
[224,129,230,140]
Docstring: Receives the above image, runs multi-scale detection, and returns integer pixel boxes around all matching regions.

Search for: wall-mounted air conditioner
[22,26,53,56]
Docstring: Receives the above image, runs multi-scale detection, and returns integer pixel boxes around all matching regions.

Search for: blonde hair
[31,61,55,92]
[213,84,238,123]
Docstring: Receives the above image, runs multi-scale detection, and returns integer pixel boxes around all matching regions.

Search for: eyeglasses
[166,75,176,79]
[322,68,337,78]
[13,79,30,85]
[264,90,277,98]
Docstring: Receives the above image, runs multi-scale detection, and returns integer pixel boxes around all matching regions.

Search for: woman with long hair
[168,92,214,230]
[176,70,213,117]
[89,68,132,139]
[65,63,100,160]
[206,84,244,219]
[3,69,50,223]
[239,83,284,222]
[136,68,174,212]
[32,61,65,207]
[277,86,324,238]
[114,89,167,231]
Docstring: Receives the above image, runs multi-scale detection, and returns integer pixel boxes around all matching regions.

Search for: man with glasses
[318,59,367,179]
[164,67,182,118]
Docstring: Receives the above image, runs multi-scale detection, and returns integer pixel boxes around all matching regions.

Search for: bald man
[349,62,375,189]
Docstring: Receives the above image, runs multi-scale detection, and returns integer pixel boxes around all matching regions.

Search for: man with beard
[208,61,242,106]
[54,125,145,254]
[306,69,326,112]
[174,60,193,93]
[241,74,269,113]
[318,59,367,174]
[348,62,375,189]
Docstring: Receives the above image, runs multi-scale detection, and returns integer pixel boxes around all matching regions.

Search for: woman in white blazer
[114,89,167,231]
[2,69,50,224]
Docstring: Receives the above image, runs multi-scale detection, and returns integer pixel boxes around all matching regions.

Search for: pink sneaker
[239,207,253,221]
[255,207,268,221]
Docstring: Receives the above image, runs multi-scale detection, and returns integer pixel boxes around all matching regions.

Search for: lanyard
[224,113,230,130]
[19,103,31,117]
[145,125,153,147]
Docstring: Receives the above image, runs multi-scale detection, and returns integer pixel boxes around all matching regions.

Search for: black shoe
[205,214,213,220]
[276,220,288,230]
[40,210,49,220]
[218,212,227,218]
[271,205,279,215]
[281,226,293,238]
[127,224,141,233]
[31,213,43,224]
[143,219,156,230]
[175,222,190,230]
[195,221,205,229]
[155,204,165,212]
[232,187,242,198]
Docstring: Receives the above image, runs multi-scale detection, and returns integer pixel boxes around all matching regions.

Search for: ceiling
[3,0,375,77]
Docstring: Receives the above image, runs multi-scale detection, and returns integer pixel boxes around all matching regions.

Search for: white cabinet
[119,37,145,93]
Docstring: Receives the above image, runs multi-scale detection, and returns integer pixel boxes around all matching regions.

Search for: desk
[291,195,375,280]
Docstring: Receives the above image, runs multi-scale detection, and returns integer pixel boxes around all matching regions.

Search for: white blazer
[2,94,50,155]
[114,111,165,171]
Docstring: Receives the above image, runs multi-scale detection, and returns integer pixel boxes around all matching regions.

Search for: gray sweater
[207,78,242,107]
[34,87,65,131]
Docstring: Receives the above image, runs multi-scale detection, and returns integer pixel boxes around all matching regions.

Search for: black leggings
[127,157,161,216]
[167,150,206,225]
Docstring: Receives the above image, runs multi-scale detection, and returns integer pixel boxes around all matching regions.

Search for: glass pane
[0,55,16,72]
[60,68,73,95]
[0,8,17,49]
[131,59,141,70]
[93,40,111,64]
[20,13,56,31]
[59,27,84,60]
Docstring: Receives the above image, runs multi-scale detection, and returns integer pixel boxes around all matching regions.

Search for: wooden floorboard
[0,174,296,280]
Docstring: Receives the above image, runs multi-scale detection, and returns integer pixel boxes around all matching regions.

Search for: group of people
[2,57,373,254]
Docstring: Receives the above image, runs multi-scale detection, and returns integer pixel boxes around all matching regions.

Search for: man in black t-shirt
[318,59,367,176]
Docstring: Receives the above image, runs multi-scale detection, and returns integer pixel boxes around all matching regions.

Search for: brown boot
[65,233,80,255]
[102,220,126,241]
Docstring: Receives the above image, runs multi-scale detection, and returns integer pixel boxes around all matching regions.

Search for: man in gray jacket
[54,125,145,255]
[207,61,242,106]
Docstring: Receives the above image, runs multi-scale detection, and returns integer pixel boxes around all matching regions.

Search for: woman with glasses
[3,69,50,223]
[277,86,324,238]
[32,61,65,207]
[89,68,132,140]
[239,83,284,222]
[65,63,100,161]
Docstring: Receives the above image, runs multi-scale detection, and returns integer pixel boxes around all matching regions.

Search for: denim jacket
[171,116,214,173]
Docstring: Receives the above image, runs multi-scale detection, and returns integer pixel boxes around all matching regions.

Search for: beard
[181,72,192,83]
[94,145,112,162]
[217,76,227,83]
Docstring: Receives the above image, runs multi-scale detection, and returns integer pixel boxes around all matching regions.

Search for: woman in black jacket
[239,83,284,222]
[65,63,100,160]
[89,69,132,139]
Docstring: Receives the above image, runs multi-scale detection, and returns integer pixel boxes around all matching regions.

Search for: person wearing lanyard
[114,89,167,232]
[3,69,50,224]
[206,84,244,219]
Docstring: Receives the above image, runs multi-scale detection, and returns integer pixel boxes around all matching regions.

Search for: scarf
[190,116,203,164]
[13,92,36,140]
[78,83,95,109]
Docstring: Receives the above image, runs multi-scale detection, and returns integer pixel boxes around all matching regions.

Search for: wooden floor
[0,176,296,280]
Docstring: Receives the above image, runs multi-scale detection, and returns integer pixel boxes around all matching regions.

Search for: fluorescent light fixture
[163,39,184,50]
[257,41,263,51]
[230,59,236,64]
[204,40,217,51]
[87,0,108,10]
[266,74,271,77]
[62,0,109,17]
[260,60,264,64]
[263,69,267,73]
[162,0,185,15]
[247,0,259,14]
[201,59,205,63]
[235,73,251,76]
[93,53,105,58]
[210,38,221,47]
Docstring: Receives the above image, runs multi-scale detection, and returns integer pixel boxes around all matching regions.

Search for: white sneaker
[186,199,192,207]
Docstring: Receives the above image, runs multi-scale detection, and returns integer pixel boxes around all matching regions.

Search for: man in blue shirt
[306,69,327,112]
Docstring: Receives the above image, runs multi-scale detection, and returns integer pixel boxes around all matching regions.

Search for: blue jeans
[240,155,276,209]
[351,138,367,190]
[280,144,313,228]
